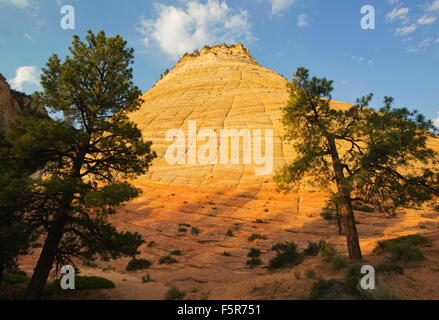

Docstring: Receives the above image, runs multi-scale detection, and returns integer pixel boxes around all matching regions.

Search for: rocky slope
[0,73,21,130]
[0,73,47,131]
[16,45,439,300]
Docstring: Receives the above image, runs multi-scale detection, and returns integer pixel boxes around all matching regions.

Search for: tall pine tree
[275,67,439,260]
[5,30,156,299]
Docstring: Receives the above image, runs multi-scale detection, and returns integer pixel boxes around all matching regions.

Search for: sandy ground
[18,180,439,300]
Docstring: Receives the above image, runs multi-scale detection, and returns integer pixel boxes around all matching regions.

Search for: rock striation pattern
[130,44,352,191]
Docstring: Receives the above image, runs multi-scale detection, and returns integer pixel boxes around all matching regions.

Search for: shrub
[226,230,234,237]
[191,227,200,235]
[264,209,269,212]
[246,258,262,268]
[373,234,432,254]
[254,219,265,224]
[159,255,178,265]
[222,251,231,257]
[376,263,404,275]
[142,274,153,283]
[126,258,152,271]
[294,271,301,280]
[268,241,303,270]
[389,243,424,262]
[170,250,182,256]
[247,248,261,258]
[179,223,191,228]
[52,276,115,291]
[344,264,362,295]
[2,273,29,285]
[305,269,316,278]
[248,234,267,242]
[147,241,155,247]
[309,278,329,299]
[165,286,186,300]
[178,228,188,233]
[319,242,337,259]
[303,240,327,256]
[331,255,348,271]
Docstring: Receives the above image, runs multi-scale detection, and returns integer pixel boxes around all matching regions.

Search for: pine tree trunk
[24,214,66,300]
[0,264,4,288]
[338,193,362,259]
[327,135,363,260]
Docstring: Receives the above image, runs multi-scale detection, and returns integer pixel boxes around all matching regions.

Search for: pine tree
[275,67,439,260]
[5,30,156,299]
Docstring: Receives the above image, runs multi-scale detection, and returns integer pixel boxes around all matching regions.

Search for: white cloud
[386,6,409,23]
[267,0,295,15]
[0,0,30,7]
[436,37,439,42]
[395,24,417,36]
[138,0,253,59]
[10,66,41,91]
[418,38,432,47]
[418,15,436,25]
[434,112,439,127]
[387,0,399,5]
[426,0,439,12]
[297,13,308,27]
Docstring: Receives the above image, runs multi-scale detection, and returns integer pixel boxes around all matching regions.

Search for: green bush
[170,250,182,256]
[142,274,153,283]
[247,248,261,258]
[305,269,316,278]
[191,227,200,235]
[179,223,191,228]
[390,243,424,262]
[344,264,362,295]
[376,263,404,275]
[268,241,303,270]
[248,233,267,242]
[331,255,348,270]
[2,273,29,285]
[309,278,329,299]
[165,286,186,300]
[373,234,432,254]
[254,219,265,224]
[52,276,115,291]
[246,258,262,268]
[126,258,152,271]
[222,251,231,257]
[303,240,327,256]
[147,241,155,247]
[226,230,234,237]
[178,227,188,233]
[159,255,178,265]
[319,242,337,259]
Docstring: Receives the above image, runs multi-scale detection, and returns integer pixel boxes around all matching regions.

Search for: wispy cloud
[297,13,308,27]
[395,24,417,36]
[386,6,410,23]
[418,15,436,25]
[426,0,439,12]
[0,0,30,8]
[265,0,296,16]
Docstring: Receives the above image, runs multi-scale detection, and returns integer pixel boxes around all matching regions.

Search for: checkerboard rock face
[129,44,353,192]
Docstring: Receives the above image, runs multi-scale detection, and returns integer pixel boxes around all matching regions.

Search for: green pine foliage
[2,30,157,299]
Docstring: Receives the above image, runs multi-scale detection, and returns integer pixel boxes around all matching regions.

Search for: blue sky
[1,0,438,123]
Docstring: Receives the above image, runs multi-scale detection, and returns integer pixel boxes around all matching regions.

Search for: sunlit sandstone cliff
[0,73,21,130]
[129,44,352,192]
